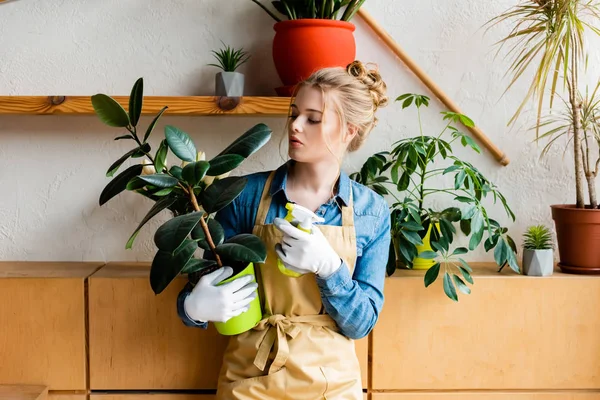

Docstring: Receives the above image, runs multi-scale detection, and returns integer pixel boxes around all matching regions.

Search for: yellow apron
[216,171,362,399]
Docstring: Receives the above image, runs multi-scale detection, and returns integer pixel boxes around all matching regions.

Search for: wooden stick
[357,8,510,166]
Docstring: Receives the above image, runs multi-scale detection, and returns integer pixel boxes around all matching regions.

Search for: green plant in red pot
[487,0,600,274]
[92,78,272,334]
[251,0,366,95]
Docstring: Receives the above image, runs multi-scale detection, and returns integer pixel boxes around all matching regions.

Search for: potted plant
[250,0,366,95]
[487,0,600,274]
[522,224,554,276]
[208,43,250,97]
[91,78,272,335]
[351,94,519,301]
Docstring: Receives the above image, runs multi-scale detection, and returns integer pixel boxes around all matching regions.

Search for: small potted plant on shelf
[487,0,600,274]
[522,225,554,276]
[250,0,367,95]
[351,93,519,301]
[91,77,271,335]
[208,43,250,97]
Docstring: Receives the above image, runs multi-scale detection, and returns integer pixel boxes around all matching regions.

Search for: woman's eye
[289,114,298,120]
[308,119,321,124]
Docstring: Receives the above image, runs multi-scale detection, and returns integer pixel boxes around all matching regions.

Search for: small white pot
[215,71,245,97]
[522,249,554,276]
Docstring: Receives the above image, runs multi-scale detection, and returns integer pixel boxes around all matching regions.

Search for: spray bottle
[277,202,324,277]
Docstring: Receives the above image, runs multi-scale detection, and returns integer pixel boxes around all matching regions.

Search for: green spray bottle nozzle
[284,202,324,233]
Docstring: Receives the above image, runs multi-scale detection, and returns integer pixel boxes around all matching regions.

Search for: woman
[177,60,391,399]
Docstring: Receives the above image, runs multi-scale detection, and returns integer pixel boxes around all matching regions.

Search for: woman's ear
[343,124,359,145]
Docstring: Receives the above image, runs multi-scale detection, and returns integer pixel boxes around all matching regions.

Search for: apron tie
[253,314,337,374]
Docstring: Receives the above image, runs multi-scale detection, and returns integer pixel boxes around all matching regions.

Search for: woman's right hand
[183,267,258,323]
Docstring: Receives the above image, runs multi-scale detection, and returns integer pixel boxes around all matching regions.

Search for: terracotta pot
[272,19,356,96]
[551,204,600,274]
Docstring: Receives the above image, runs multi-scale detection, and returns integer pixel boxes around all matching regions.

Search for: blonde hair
[295,60,389,152]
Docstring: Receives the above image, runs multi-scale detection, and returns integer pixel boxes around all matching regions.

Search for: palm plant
[251,0,366,22]
[487,0,600,208]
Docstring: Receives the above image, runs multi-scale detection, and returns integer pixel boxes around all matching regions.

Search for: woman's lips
[289,136,303,148]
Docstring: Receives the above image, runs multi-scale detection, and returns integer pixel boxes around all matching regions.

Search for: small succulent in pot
[208,43,250,97]
[522,225,554,276]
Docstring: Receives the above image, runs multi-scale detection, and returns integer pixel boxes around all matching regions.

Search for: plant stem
[570,41,585,208]
[188,185,223,267]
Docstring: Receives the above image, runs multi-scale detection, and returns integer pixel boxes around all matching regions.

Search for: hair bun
[346,60,389,109]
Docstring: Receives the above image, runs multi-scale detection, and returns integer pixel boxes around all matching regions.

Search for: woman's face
[287,86,352,163]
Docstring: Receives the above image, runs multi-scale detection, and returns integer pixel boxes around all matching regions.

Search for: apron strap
[255,171,277,226]
[341,189,354,227]
[253,314,338,374]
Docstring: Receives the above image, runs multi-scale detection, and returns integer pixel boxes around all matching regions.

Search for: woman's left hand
[274,218,342,278]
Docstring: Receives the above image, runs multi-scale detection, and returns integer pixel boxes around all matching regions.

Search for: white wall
[0,0,592,262]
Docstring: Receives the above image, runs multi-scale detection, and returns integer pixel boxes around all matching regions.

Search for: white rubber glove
[183,266,258,323]
[273,218,343,278]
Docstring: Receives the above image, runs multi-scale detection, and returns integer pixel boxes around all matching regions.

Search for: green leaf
[207,154,245,176]
[424,263,440,287]
[469,226,484,250]
[154,140,169,173]
[139,174,179,188]
[459,114,475,128]
[386,241,397,276]
[397,172,410,191]
[217,123,272,158]
[99,164,143,206]
[402,230,424,246]
[125,196,177,249]
[126,176,147,190]
[150,240,197,294]
[154,211,204,252]
[143,106,168,143]
[151,187,174,196]
[372,184,389,196]
[453,274,471,295]
[400,221,423,231]
[455,196,472,203]
[193,218,225,250]
[106,143,151,177]
[182,161,210,186]
[181,258,217,274]
[165,125,197,162]
[459,258,473,272]
[441,207,462,222]
[439,219,455,243]
[443,272,458,301]
[460,219,471,236]
[91,94,130,127]
[216,233,267,263]
[128,77,144,127]
[459,266,474,284]
[169,166,183,180]
[200,176,247,214]
[418,250,438,259]
[452,247,468,256]
[494,238,507,266]
[114,134,133,141]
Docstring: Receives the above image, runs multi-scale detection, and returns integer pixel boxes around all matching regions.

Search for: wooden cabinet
[372,394,600,400]
[0,385,47,400]
[372,264,600,390]
[0,263,101,390]
[88,263,369,389]
[90,396,215,400]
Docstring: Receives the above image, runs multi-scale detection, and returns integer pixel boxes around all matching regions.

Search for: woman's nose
[291,118,303,133]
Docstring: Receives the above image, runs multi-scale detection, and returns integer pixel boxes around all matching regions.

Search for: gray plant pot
[522,249,554,276]
[215,71,244,97]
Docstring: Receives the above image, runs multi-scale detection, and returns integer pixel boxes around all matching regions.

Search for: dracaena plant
[351,94,519,301]
[251,0,366,22]
[92,78,271,295]
[486,0,600,209]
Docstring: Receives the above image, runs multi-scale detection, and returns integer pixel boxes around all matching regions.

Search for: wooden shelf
[0,96,291,116]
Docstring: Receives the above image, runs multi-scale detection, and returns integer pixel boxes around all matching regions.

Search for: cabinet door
[0,262,99,390]
[88,263,229,390]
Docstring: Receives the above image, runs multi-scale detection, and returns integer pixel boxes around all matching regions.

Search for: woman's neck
[286,160,340,211]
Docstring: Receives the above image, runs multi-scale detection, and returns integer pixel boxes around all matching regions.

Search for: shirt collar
[269,161,351,207]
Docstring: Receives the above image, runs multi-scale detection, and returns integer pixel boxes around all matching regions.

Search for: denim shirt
[177,161,391,340]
